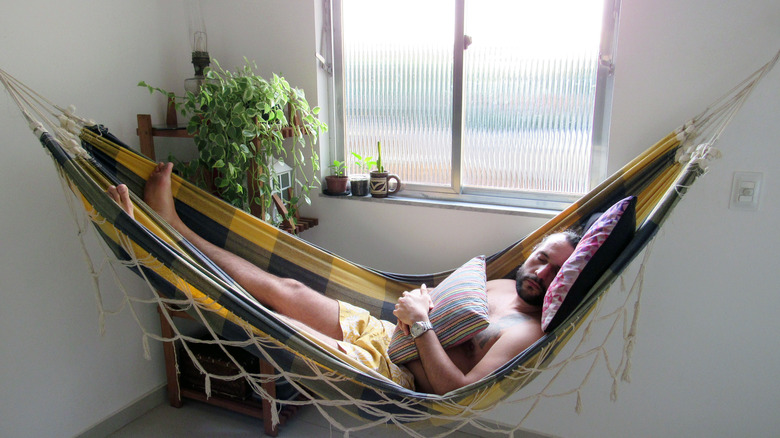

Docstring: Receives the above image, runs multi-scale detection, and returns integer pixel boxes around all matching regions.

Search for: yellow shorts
[336,301,415,390]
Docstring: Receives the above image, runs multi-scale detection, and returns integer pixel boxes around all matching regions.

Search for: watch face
[411,321,430,338]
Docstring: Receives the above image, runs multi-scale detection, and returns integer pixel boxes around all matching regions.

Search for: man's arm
[394,287,540,395]
[411,326,537,394]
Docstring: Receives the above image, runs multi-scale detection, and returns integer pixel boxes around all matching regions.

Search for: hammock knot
[58,114,82,137]
[52,126,89,158]
[28,119,46,136]
[675,120,698,142]
[676,142,721,170]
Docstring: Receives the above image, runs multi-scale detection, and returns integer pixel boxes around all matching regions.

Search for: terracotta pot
[324,175,349,195]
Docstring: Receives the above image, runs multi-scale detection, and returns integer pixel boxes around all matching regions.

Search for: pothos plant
[139,58,327,226]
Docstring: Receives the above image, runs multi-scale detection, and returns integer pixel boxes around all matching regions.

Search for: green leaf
[242,86,254,102]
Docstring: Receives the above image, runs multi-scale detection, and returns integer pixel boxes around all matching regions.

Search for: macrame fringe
[142,335,152,360]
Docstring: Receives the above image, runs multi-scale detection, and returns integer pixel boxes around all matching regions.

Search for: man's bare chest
[448,312,537,371]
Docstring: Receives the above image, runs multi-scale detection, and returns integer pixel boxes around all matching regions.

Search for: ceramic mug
[369,171,402,198]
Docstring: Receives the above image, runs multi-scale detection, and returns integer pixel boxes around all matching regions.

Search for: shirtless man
[108,162,577,395]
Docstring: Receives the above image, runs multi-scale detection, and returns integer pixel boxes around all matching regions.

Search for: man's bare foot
[144,162,185,229]
[107,184,134,219]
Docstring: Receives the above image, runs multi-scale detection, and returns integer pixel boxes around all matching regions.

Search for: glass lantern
[184,0,210,95]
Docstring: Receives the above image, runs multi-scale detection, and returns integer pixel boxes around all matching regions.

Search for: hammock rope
[2,51,776,437]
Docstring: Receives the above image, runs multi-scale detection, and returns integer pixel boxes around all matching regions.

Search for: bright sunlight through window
[338,0,611,207]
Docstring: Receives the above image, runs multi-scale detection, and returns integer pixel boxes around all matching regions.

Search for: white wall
[0,2,186,437]
[1,0,778,437]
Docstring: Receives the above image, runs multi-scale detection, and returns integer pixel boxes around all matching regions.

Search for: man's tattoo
[475,314,530,349]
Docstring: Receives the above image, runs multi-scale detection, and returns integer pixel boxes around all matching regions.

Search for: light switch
[730,171,762,211]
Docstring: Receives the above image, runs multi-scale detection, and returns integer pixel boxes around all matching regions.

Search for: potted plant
[349,152,375,197]
[324,159,349,195]
[369,141,402,198]
[139,58,327,227]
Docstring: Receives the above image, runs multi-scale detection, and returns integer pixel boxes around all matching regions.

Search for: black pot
[350,175,370,197]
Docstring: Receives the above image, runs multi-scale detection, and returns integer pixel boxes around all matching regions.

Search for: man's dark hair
[558,229,582,249]
[509,229,581,280]
[536,229,581,251]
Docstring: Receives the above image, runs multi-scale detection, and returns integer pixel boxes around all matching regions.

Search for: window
[329,0,618,210]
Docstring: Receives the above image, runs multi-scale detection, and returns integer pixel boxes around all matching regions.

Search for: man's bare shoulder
[486,278,516,292]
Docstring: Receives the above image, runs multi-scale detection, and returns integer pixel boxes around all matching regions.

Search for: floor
[108,398,548,438]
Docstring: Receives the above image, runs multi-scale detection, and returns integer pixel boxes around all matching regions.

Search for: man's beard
[515,265,545,307]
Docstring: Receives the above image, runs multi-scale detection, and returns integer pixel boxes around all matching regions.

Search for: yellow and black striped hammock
[1,53,774,436]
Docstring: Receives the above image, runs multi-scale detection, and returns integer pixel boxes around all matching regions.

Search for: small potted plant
[349,152,375,197]
[369,141,402,198]
[325,159,349,195]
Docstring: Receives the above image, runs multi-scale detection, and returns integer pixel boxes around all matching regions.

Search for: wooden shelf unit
[158,308,300,436]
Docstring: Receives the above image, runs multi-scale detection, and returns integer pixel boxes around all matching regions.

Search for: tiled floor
[108,398,546,437]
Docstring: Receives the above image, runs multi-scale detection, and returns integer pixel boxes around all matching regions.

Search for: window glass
[342,0,454,186]
[462,0,603,194]
[336,0,612,205]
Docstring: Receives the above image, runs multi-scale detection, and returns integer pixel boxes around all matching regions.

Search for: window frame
[328,0,620,211]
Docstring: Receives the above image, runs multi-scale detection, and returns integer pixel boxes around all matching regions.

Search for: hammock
[1,53,776,437]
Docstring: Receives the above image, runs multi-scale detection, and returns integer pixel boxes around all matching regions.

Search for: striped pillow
[388,256,489,364]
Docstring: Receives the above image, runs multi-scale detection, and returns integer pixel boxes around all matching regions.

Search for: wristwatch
[410,321,433,339]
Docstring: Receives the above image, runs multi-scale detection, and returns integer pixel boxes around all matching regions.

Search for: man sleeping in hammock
[108,162,578,395]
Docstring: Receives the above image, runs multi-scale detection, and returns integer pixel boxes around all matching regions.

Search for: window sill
[318,192,563,219]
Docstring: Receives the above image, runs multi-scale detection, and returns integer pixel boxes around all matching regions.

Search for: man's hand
[393,284,434,334]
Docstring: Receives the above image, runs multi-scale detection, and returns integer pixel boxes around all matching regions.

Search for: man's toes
[107,185,119,202]
[117,185,131,205]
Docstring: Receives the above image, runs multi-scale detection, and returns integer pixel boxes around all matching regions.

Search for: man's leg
[108,163,344,342]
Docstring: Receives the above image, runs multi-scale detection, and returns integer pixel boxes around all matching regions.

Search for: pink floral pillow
[541,196,636,332]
